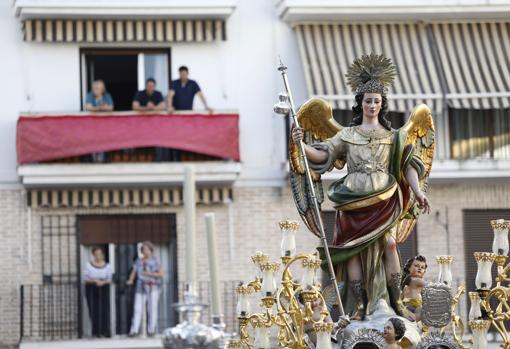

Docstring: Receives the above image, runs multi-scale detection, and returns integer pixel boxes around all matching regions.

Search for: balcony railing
[20,280,239,342]
[17,111,240,165]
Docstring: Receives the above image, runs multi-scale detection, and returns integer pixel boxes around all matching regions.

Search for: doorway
[81,49,171,111]
[78,214,178,337]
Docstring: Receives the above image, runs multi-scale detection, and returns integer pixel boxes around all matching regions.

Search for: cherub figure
[383,317,406,349]
[401,255,427,320]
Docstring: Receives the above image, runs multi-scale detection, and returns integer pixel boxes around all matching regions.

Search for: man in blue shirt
[132,78,165,112]
[167,66,212,113]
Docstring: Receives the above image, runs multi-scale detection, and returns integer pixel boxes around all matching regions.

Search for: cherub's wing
[289,98,344,237]
[396,104,435,243]
[321,281,344,312]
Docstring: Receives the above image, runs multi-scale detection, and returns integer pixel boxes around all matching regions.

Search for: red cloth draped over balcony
[16,113,240,164]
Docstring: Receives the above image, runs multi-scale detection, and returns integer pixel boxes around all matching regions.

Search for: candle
[205,212,222,317]
[184,166,196,293]
[253,320,271,349]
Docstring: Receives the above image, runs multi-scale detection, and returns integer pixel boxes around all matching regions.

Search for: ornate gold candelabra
[464,219,510,349]
[230,220,335,349]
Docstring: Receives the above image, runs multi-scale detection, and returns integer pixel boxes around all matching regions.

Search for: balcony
[16,111,241,187]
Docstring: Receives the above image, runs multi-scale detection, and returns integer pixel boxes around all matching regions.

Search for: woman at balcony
[83,246,113,337]
[126,240,163,337]
[85,80,114,112]
[291,54,434,322]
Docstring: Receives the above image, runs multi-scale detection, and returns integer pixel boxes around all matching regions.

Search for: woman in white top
[83,246,113,337]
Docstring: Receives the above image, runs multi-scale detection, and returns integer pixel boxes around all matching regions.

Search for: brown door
[78,214,177,336]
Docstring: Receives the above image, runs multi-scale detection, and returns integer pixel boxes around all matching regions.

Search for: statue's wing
[396,104,435,243]
[321,281,344,312]
[297,97,343,141]
[289,98,344,237]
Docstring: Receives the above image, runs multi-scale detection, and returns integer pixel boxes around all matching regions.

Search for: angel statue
[289,53,434,322]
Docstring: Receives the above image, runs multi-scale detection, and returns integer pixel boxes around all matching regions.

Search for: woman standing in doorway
[84,246,113,337]
[126,240,164,337]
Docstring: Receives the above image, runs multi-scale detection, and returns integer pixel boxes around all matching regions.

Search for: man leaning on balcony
[132,78,166,112]
[167,66,213,113]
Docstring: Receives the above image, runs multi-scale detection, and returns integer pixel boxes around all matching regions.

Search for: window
[80,49,171,111]
[449,108,510,160]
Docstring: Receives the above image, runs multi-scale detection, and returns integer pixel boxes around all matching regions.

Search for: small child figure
[401,255,428,321]
[383,317,406,349]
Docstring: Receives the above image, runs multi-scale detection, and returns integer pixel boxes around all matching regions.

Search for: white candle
[184,166,196,293]
[205,212,222,317]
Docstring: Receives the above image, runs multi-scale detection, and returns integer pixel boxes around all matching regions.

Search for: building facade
[1,0,510,347]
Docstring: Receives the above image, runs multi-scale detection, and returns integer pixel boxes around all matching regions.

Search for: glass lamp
[251,251,269,280]
[314,322,333,349]
[474,252,496,290]
[301,255,321,291]
[260,262,280,297]
[436,255,454,286]
[235,284,252,317]
[469,320,490,349]
[279,220,299,258]
[468,292,482,320]
[491,219,510,256]
[253,320,271,349]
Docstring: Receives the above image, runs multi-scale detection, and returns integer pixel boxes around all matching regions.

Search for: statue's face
[383,321,395,341]
[410,259,427,278]
[362,93,382,120]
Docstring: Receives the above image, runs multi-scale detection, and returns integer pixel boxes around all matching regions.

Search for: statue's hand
[416,191,430,214]
[292,127,304,143]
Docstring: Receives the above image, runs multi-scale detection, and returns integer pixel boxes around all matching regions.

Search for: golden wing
[290,97,345,175]
[297,97,343,140]
[396,104,435,243]
[289,97,344,238]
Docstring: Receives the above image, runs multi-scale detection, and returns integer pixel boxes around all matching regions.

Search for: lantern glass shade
[468,292,482,321]
[474,253,495,290]
[301,266,316,291]
[253,325,270,349]
[469,320,490,349]
[437,256,453,286]
[236,292,250,317]
[492,219,510,256]
[315,330,333,349]
[261,269,277,297]
[280,229,297,257]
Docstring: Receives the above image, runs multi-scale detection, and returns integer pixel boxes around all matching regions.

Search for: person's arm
[197,91,212,113]
[291,127,329,163]
[167,90,176,113]
[410,277,426,288]
[126,267,136,285]
[99,104,113,112]
[85,103,99,112]
[132,101,148,111]
[405,167,430,214]
[154,101,166,111]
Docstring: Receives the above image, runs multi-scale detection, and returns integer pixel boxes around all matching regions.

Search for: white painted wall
[0,0,308,185]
